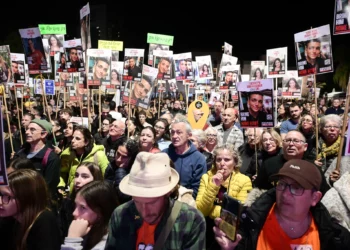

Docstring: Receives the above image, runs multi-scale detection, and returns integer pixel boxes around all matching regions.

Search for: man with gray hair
[102,119,126,163]
[162,120,206,198]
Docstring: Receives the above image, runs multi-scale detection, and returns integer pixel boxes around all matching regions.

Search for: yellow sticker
[187,100,210,129]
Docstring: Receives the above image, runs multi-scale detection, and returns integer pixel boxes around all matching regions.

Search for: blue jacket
[163,141,207,199]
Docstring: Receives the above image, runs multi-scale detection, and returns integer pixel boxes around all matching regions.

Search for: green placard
[147,33,174,46]
[39,24,66,35]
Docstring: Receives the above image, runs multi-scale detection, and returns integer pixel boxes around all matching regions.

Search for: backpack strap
[41,148,53,170]
[153,200,182,250]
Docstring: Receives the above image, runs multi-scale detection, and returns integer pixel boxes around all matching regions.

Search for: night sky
[1,0,349,89]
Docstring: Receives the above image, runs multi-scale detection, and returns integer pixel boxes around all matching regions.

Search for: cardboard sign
[98,40,123,51]
[147,33,174,46]
[39,24,66,35]
[188,100,210,129]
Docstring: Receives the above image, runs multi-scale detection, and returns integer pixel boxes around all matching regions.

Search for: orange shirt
[257,203,320,250]
[136,221,158,250]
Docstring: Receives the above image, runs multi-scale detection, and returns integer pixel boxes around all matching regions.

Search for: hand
[314,159,323,167]
[330,169,340,183]
[53,146,61,154]
[213,218,242,250]
[251,174,257,181]
[212,170,225,186]
[68,219,91,238]
[10,152,15,160]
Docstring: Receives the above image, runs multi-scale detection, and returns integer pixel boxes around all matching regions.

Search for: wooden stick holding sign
[2,94,14,153]
[14,87,23,145]
[313,74,318,157]
[336,78,350,171]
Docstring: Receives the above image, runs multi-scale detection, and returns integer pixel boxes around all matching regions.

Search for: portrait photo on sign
[173,52,193,81]
[11,53,25,84]
[281,71,302,98]
[250,61,265,80]
[167,78,177,93]
[148,43,169,65]
[196,55,213,80]
[220,65,241,90]
[294,25,333,77]
[153,50,173,80]
[123,48,144,81]
[64,39,84,72]
[110,61,123,89]
[43,34,64,56]
[266,47,287,77]
[237,79,274,128]
[123,64,157,109]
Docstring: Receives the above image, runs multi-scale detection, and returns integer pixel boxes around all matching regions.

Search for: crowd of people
[1,91,350,250]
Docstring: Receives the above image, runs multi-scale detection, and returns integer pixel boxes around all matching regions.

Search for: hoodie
[163,141,206,199]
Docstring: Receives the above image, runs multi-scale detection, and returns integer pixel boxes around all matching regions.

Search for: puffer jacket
[59,144,109,191]
[196,169,252,219]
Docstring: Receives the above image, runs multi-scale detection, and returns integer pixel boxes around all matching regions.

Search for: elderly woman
[305,114,344,173]
[246,128,282,180]
[190,129,213,171]
[205,127,222,153]
[196,144,252,246]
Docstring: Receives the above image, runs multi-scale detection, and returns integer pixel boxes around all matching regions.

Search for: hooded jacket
[163,141,206,199]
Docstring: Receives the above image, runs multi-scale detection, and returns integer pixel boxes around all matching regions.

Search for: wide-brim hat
[119,152,179,198]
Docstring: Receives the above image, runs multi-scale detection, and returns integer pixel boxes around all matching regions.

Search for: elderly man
[105,152,206,249]
[162,120,206,198]
[254,130,329,195]
[13,119,60,203]
[102,120,126,163]
[214,108,244,150]
[213,159,350,249]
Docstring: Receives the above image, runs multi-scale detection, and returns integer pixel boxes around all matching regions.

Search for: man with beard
[171,100,186,116]
[280,103,302,140]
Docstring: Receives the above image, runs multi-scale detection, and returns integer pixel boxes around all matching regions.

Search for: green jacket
[105,199,206,249]
[59,144,109,191]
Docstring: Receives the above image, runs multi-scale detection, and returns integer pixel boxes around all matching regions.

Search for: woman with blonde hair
[196,143,252,247]
[0,169,61,250]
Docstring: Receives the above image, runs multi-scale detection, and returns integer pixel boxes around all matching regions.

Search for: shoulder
[177,201,205,223]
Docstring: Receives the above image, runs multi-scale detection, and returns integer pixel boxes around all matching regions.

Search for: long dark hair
[77,181,118,250]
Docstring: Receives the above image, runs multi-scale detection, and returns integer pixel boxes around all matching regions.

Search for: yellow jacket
[59,144,109,192]
[196,169,252,219]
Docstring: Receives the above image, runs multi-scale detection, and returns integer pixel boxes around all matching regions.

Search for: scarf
[317,136,341,160]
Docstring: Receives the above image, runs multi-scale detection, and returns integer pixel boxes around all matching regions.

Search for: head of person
[212,144,242,180]
[69,48,78,62]
[189,129,207,150]
[225,71,233,83]
[271,159,322,220]
[129,57,136,68]
[111,69,119,81]
[282,130,308,160]
[205,127,221,147]
[115,139,139,169]
[0,170,49,249]
[332,98,340,108]
[158,57,171,74]
[93,57,110,80]
[74,162,103,193]
[192,109,204,122]
[7,158,35,175]
[254,67,262,79]
[247,92,263,116]
[178,59,187,72]
[119,152,179,224]
[286,78,300,90]
[154,118,170,140]
[202,64,208,72]
[259,128,282,155]
[21,113,34,128]
[132,76,152,100]
[71,125,94,154]
[139,126,158,150]
[28,39,35,51]
[170,120,192,148]
[73,181,118,249]
[160,113,173,126]
[26,119,52,144]
[222,108,238,128]
[12,61,19,73]
[288,102,302,120]
[109,120,125,138]
[245,128,263,148]
[59,108,73,123]
[214,101,224,113]
[319,114,342,145]
[298,114,316,134]
[305,39,321,62]
[49,35,62,47]
[273,58,281,69]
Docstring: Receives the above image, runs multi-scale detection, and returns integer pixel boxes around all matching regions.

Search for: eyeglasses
[154,125,165,130]
[276,180,304,196]
[324,125,340,130]
[282,139,305,145]
[262,138,275,143]
[302,119,313,123]
[0,194,14,204]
